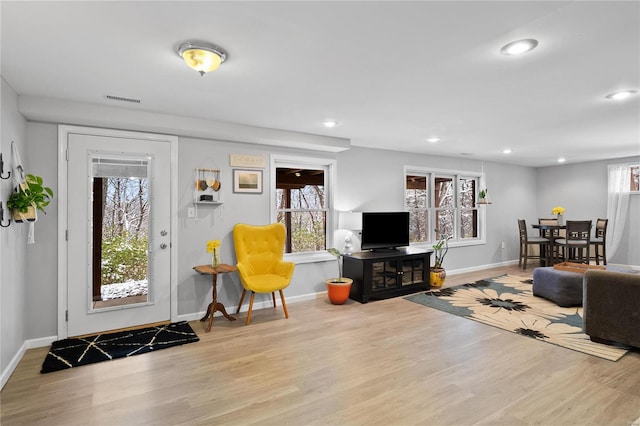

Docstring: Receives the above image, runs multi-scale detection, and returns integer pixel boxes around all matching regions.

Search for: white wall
[1,78,28,386]
[337,147,539,270]
[537,157,640,265]
[177,137,338,316]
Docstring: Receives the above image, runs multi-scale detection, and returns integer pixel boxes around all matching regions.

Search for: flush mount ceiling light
[177,41,227,76]
[558,157,566,163]
[426,138,440,143]
[500,39,539,55]
[323,120,338,128]
[605,90,638,100]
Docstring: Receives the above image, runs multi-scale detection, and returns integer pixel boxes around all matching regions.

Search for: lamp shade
[177,42,227,76]
[339,211,362,230]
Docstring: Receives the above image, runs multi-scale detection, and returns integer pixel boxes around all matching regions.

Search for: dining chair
[538,217,561,263]
[555,220,592,264]
[518,219,549,269]
[589,218,608,265]
[232,223,295,325]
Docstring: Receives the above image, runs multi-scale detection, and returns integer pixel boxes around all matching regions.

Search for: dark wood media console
[343,247,432,303]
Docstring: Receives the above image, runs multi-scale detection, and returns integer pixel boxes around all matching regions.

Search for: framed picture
[233,169,262,193]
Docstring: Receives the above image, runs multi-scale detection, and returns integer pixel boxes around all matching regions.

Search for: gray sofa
[583,269,640,348]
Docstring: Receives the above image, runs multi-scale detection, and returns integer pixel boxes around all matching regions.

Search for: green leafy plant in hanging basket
[7,174,54,216]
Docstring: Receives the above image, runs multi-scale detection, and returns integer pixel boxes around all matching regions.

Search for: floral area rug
[41,321,199,373]
[405,275,629,361]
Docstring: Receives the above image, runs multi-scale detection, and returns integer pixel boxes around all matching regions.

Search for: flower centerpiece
[551,206,565,225]
[207,239,221,268]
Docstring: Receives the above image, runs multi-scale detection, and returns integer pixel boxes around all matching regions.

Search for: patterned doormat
[41,321,199,373]
[405,275,629,361]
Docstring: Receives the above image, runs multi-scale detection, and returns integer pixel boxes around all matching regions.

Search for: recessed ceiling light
[323,120,338,128]
[605,90,638,100]
[426,138,440,143]
[502,149,512,154]
[557,157,566,163]
[500,39,539,55]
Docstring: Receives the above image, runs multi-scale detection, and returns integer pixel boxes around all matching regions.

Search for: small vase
[430,268,447,289]
[212,249,219,268]
[557,214,564,225]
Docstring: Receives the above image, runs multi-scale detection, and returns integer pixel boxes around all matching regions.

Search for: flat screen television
[361,211,410,251]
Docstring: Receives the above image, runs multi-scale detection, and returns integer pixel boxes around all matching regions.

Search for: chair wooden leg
[272,292,276,308]
[518,244,523,268]
[279,289,289,319]
[246,291,255,325]
[523,244,528,269]
[236,289,246,314]
[602,244,607,265]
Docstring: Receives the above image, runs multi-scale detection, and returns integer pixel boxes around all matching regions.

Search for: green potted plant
[478,188,491,204]
[7,174,54,222]
[326,248,353,304]
[430,231,452,288]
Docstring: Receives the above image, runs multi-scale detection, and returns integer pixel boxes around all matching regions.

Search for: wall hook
[0,153,11,180]
[0,202,11,227]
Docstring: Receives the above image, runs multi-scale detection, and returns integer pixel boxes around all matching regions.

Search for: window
[271,156,335,255]
[631,165,639,192]
[405,167,483,245]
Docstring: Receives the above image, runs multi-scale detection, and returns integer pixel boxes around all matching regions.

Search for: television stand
[343,247,432,303]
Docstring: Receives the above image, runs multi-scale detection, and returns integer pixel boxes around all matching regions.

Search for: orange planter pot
[325,278,353,305]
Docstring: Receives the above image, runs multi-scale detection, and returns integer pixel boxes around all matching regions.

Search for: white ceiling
[2,1,639,167]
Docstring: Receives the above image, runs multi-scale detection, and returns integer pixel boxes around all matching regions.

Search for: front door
[65,131,172,336]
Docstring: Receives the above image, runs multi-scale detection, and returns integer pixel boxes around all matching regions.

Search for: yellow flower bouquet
[551,206,565,215]
[207,239,221,267]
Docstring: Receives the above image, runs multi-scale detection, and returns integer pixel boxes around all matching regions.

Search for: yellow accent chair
[233,223,295,325]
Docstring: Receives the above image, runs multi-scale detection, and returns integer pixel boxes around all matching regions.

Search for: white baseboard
[446,259,520,276]
[1,335,57,390]
[176,290,325,322]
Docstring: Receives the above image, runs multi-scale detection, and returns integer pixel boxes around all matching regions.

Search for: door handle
[160,243,168,249]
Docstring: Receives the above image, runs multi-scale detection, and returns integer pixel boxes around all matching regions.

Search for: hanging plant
[7,174,53,221]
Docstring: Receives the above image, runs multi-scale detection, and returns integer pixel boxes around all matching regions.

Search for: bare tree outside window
[459,178,479,238]
[101,177,149,285]
[631,165,639,192]
[405,170,481,244]
[406,175,429,242]
[276,168,326,253]
[435,177,454,240]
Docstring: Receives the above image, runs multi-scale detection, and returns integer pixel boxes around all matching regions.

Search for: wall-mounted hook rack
[1,153,11,180]
[0,202,11,227]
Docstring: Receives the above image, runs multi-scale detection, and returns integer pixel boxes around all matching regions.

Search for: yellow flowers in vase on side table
[207,239,221,268]
[551,206,565,225]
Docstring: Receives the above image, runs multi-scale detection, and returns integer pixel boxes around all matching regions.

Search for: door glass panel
[91,155,151,311]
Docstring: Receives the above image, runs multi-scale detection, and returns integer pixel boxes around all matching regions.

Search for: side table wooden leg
[214,302,237,321]
[200,303,213,322]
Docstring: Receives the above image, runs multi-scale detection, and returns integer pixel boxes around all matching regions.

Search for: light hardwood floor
[2,265,640,425]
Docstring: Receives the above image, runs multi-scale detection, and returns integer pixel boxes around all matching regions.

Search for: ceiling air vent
[105,95,141,104]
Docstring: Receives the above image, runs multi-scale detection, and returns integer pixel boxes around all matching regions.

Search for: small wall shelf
[194,167,223,205]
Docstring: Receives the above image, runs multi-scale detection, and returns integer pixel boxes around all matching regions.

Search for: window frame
[405,165,486,248]
[631,164,640,193]
[270,154,336,263]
